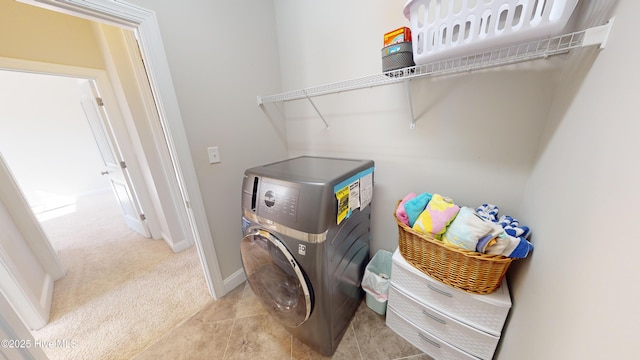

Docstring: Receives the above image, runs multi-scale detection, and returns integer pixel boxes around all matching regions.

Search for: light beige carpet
[31,191,211,360]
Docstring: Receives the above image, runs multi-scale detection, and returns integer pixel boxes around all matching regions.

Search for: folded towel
[475,203,499,222]
[498,215,531,239]
[485,232,533,258]
[395,192,417,226]
[476,233,497,253]
[413,194,460,236]
[442,207,503,251]
[404,192,433,227]
[509,237,534,259]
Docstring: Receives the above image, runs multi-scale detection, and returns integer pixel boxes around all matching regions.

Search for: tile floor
[134,282,432,360]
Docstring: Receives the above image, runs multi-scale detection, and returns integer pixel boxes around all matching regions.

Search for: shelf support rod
[404,79,416,129]
[303,90,329,129]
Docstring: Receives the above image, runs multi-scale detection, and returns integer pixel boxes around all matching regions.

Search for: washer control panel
[258,179,299,224]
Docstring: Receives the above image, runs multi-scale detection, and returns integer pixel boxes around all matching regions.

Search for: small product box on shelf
[384,26,412,46]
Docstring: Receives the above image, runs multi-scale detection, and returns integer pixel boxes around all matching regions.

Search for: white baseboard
[223,268,246,295]
[166,236,192,253]
[39,274,54,323]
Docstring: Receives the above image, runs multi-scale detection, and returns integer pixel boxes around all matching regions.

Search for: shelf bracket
[583,17,615,49]
[404,79,416,129]
[303,90,330,129]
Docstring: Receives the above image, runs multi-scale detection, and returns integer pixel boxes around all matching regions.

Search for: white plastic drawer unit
[389,286,499,359]
[387,309,480,360]
[389,250,511,336]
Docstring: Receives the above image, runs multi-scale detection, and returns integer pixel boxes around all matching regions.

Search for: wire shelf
[258,21,612,105]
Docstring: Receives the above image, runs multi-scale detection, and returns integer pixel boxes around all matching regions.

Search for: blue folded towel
[509,237,534,259]
[484,232,534,258]
[403,192,432,227]
[475,203,499,222]
[498,215,531,239]
[473,203,534,258]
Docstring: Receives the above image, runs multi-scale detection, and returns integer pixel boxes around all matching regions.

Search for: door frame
[16,0,224,299]
[0,292,48,360]
[0,152,65,330]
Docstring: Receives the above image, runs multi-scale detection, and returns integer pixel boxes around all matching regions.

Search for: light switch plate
[207,146,221,164]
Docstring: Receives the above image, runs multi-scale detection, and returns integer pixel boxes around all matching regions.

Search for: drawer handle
[418,332,441,348]
[427,284,452,298]
[422,310,446,325]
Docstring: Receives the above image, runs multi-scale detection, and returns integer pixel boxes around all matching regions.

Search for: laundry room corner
[274,0,556,257]
[269,0,638,359]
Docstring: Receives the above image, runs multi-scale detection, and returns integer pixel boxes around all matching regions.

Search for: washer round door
[241,228,312,327]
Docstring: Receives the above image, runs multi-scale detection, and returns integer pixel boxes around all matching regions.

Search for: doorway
[0,68,212,359]
[11,0,225,300]
[0,1,226,356]
[0,71,110,225]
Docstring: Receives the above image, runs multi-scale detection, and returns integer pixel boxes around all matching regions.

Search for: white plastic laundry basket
[403,0,579,64]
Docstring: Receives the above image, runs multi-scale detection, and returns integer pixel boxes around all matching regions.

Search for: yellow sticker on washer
[335,185,350,224]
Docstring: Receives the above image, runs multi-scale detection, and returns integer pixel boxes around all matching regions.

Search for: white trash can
[362,250,393,315]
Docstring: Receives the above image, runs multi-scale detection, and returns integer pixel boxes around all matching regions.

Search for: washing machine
[240,156,374,356]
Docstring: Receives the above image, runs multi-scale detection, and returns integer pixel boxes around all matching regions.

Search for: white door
[78,80,150,237]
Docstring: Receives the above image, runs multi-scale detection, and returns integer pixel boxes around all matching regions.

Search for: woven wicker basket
[395,201,513,294]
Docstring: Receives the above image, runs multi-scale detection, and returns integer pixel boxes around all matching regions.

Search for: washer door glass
[241,229,312,327]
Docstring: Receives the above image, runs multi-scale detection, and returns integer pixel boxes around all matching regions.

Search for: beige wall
[0,0,104,69]
[504,1,638,358]
[124,0,288,279]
